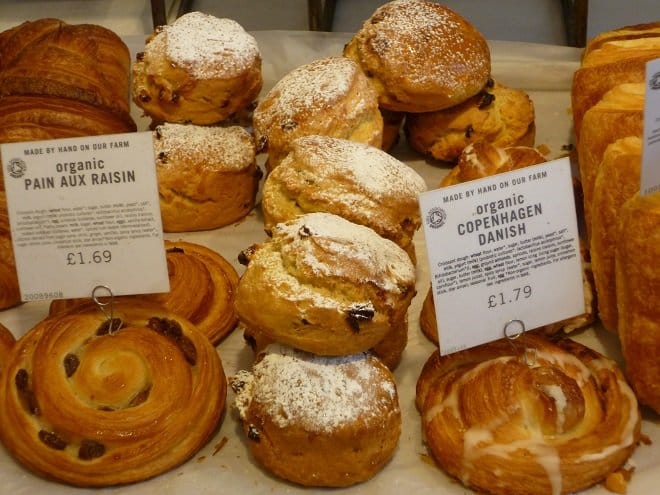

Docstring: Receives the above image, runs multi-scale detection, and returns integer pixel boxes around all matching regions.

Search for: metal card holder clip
[504,319,537,367]
[92,284,118,334]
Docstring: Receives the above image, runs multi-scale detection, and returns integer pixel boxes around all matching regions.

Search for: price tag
[2,132,169,301]
[419,158,584,355]
[641,57,660,196]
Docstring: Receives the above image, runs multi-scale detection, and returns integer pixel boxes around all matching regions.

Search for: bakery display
[0,191,20,310]
[404,80,536,163]
[230,344,401,486]
[252,56,383,171]
[49,240,240,345]
[343,0,491,113]
[153,123,261,232]
[590,136,642,333]
[132,11,262,125]
[616,192,660,413]
[0,300,226,486]
[235,212,416,356]
[576,82,643,240]
[416,334,641,495]
[261,135,426,261]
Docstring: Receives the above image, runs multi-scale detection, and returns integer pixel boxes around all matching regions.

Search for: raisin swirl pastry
[416,334,641,495]
[50,240,240,345]
[235,212,416,356]
[0,301,226,487]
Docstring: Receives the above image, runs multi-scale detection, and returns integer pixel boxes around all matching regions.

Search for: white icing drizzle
[147,12,260,79]
[542,383,568,432]
[232,344,397,433]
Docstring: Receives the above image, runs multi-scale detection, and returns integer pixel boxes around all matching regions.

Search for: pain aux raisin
[346,304,375,333]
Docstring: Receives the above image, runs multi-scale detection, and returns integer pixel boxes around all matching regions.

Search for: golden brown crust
[231,345,401,487]
[0,191,20,310]
[616,192,660,413]
[405,81,535,163]
[252,56,383,172]
[153,123,261,232]
[590,137,641,333]
[416,334,641,495]
[572,34,660,142]
[235,212,416,356]
[49,240,239,345]
[132,12,262,125]
[0,321,16,376]
[0,18,133,122]
[577,83,644,240]
[343,0,490,112]
[0,300,226,487]
[582,22,660,58]
[261,135,426,262]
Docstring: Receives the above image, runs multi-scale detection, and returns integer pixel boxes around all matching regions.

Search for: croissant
[416,334,641,495]
[0,300,226,487]
[0,191,20,310]
[49,240,240,345]
[616,192,660,413]
[0,18,133,120]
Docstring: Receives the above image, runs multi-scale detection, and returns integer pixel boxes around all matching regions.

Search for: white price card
[419,158,584,355]
[1,132,169,302]
[641,57,660,196]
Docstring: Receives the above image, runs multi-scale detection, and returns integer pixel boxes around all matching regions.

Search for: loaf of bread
[0,300,226,486]
[132,12,262,125]
[416,334,641,495]
[616,192,660,413]
[230,344,401,486]
[252,56,383,171]
[572,23,660,142]
[590,136,641,333]
[343,0,491,113]
[261,135,426,262]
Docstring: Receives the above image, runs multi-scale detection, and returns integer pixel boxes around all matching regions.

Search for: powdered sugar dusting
[273,212,415,292]
[154,123,254,170]
[261,57,355,119]
[232,344,397,433]
[148,12,260,79]
[296,135,426,197]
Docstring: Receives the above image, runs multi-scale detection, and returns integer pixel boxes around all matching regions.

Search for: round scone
[132,12,262,125]
[252,56,383,172]
[261,135,427,261]
[343,0,491,113]
[230,344,401,487]
[49,240,240,345]
[416,334,641,495]
[0,191,20,310]
[405,80,536,163]
[0,301,226,487]
[153,123,261,232]
[235,212,417,356]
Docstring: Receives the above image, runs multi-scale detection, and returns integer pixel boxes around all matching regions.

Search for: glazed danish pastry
[230,344,401,487]
[416,334,641,495]
[49,240,240,345]
[0,301,226,487]
[235,212,416,356]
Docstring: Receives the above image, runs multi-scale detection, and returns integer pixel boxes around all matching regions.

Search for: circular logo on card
[651,71,660,90]
[7,158,26,179]
[426,207,447,229]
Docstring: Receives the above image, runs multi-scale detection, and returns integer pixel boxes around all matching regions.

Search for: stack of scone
[343,0,536,160]
[132,11,262,232]
[571,22,660,414]
[231,212,415,486]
